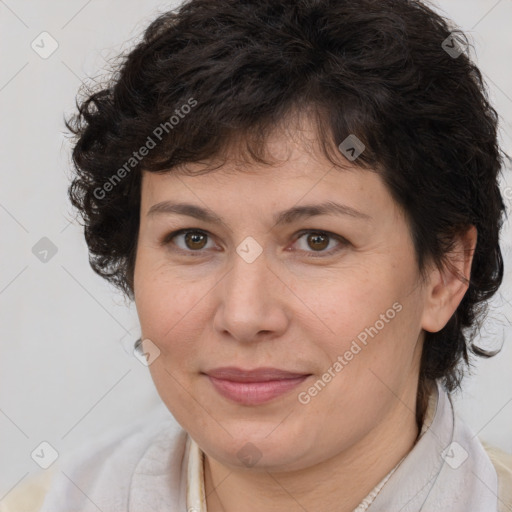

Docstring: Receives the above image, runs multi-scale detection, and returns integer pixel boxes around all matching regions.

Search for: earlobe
[421,225,478,333]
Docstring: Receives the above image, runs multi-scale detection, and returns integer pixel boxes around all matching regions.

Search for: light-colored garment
[1,380,511,512]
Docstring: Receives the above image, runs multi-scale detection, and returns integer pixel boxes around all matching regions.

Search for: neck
[204,389,420,512]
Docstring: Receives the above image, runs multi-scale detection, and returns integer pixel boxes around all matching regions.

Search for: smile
[204,367,311,405]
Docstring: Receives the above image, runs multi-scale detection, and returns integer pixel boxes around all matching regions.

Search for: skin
[133,118,477,512]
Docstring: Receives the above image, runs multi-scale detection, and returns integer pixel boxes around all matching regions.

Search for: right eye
[161,229,216,254]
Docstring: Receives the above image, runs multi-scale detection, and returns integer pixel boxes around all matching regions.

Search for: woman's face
[134,125,432,472]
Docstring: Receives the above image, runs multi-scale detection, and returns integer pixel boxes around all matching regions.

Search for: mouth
[203,367,312,405]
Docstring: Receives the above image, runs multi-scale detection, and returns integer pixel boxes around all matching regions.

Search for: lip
[204,367,311,405]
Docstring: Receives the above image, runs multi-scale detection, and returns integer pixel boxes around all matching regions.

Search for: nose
[212,248,290,343]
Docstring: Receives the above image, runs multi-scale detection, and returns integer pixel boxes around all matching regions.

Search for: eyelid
[291,229,349,257]
[160,228,214,252]
[161,228,349,256]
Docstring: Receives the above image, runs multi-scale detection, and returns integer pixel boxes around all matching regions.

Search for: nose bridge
[213,242,288,341]
[225,243,271,307]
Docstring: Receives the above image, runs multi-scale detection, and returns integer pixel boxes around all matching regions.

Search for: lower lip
[207,375,310,405]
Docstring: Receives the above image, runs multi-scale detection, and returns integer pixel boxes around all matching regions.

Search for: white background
[1,0,511,498]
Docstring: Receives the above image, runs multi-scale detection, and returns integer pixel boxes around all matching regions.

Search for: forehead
[143,106,368,181]
[140,167,404,238]
[138,114,402,225]
[142,116,364,189]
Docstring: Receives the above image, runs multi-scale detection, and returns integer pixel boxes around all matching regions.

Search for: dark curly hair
[65,0,507,428]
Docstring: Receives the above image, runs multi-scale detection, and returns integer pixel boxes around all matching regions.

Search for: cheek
[304,268,421,376]
[298,300,421,430]
[134,262,215,368]
[296,271,394,339]
[136,280,203,341]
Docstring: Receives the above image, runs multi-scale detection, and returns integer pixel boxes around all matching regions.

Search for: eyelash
[160,229,349,258]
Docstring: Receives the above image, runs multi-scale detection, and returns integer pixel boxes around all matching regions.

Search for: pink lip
[204,367,311,405]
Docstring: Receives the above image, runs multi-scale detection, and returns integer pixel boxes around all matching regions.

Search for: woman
[6,0,512,510]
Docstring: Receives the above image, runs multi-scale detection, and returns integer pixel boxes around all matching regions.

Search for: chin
[196,420,321,472]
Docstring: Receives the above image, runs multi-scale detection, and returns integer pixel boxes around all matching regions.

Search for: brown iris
[182,230,330,252]
[306,232,329,251]
[185,231,208,250]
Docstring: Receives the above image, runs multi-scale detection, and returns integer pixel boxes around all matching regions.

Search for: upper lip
[205,367,310,382]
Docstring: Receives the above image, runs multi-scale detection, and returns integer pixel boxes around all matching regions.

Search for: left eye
[161,229,348,256]
[292,230,348,257]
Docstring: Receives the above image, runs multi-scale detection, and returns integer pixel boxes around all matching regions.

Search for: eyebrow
[147,200,371,226]
[147,201,372,226]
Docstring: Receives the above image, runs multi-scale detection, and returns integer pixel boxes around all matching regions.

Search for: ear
[421,225,477,333]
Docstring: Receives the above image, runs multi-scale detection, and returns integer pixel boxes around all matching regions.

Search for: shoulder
[0,405,186,512]
[481,441,512,512]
